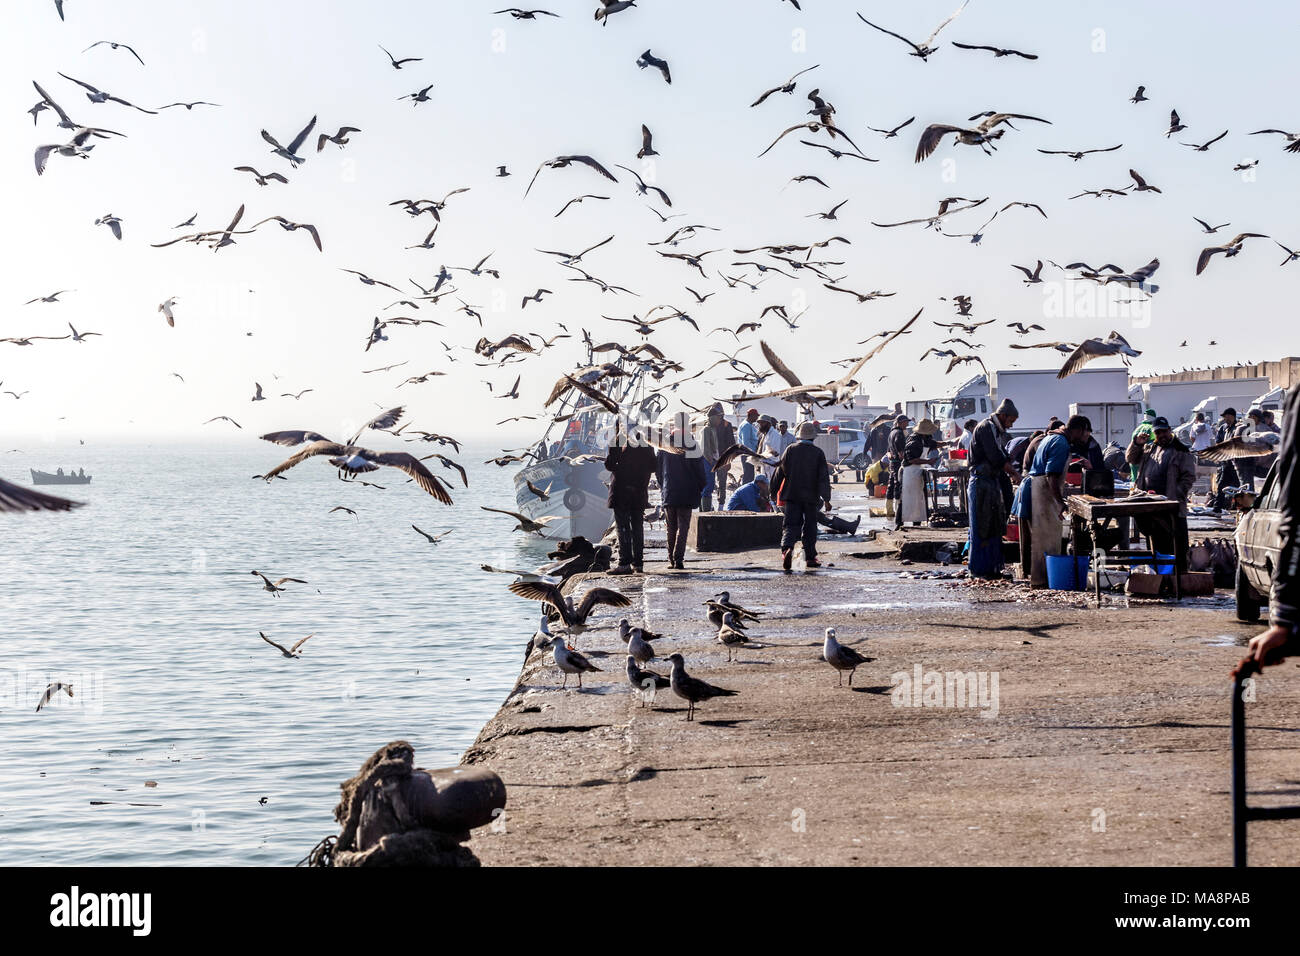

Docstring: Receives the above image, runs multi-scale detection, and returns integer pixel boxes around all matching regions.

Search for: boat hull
[514,458,610,542]
[30,469,92,485]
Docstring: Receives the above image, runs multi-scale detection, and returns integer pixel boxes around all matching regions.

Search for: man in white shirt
[1187,411,1214,452]
[762,420,796,476]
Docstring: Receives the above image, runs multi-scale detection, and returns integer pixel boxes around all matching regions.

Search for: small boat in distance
[30,468,92,485]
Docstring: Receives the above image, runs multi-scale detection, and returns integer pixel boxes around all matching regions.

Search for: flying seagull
[1196,233,1269,275]
[525,154,619,198]
[915,112,1050,162]
[259,631,315,657]
[636,49,671,84]
[379,45,422,68]
[951,41,1037,59]
[83,40,145,65]
[855,2,968,61]
[1057,331,1142,379]
[260,115,317,167]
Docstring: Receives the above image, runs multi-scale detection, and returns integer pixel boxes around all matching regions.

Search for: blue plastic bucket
[1046,554,1092,591]
[1152,553,1175,575]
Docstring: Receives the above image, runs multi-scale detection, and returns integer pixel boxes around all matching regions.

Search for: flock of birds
[534,588,872,719]
[10,2,1291,702]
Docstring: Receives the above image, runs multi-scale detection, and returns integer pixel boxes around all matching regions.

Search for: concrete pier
[462,491,1300,866]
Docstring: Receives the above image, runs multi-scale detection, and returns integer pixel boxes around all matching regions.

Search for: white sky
[4,0,1299,446]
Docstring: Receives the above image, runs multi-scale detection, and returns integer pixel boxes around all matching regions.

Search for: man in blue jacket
[725,473,772,512]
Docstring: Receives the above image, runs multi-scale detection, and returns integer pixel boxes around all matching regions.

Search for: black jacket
[773,439,831,505]
[1271,385,1300,637]
[604,442,657,510]
[887,426,907,466]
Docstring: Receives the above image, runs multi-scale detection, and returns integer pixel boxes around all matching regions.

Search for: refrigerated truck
[1069,401,1144,448]
[1137,377,1271,424]
[989,367,1130,436]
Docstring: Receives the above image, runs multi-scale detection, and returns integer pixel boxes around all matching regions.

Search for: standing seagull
[626,656,670,708]
[260,115,317,167]
[636,49,671,84]
[855,1,968,61]
[666,654,737,721]
[550,638,601,689]
[823,627,872,687]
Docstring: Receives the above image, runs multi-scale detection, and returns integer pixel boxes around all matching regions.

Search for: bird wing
[286,115,318,154]
[564,375,619,413]
[834,307,923,387]
[1198,438,1276,463]
[259,429,330,447]
[713,442,761,474]
[1056,339,1106,379]
[924,0,969,46]
[273,577,308,586]
[259,632,292,654]
[914,124,964,162]
[855,13,924,55]
[507,580,571,623]
[367,452,453,503]
[760,339,803,387]
[260,128,285,151]
[348,406,404,445]
[1195,245,1223,275]
[289,633,315,653]
[262,440,346,479]
[0,476,82,512]
[575,587,633,620]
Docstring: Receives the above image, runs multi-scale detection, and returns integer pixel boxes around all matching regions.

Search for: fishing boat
[512,357,666,541]
[30,468,92,485]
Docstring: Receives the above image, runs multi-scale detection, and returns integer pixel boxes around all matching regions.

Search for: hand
[824,500,832,512]
[1135,432,1149,445]
[1248,624,1293,667]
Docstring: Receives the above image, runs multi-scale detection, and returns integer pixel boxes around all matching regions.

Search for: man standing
[1187,411,1214,452]
[1245,385,1300,669]
[762,419,796,470]
[885,414,909,522]
[1234,408,1267,490]
[958,418,979,453]
[737,409,761,486]
[656,412,709,571]
[1126,415,1197,573]
[1022,416,1091,586]
[700,403,736,512]
[604,423,657,575]
[967,399,1018,580]
[898,419,943,528]
[772,421,831,573]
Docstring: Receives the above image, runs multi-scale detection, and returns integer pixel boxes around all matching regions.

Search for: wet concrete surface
[463,484,1300,865]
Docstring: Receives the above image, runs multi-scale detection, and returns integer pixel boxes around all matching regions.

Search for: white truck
[989,368,1130,436]
[923,375,992,439]
[1138,377,1271,425]
[1069,401,1143,448]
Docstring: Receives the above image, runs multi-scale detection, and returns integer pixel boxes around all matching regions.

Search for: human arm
[817,450,832,506]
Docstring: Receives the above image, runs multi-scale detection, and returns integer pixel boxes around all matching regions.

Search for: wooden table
[1066,494,1185,603]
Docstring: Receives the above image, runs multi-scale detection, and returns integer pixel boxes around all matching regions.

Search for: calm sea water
[0,442,552,865]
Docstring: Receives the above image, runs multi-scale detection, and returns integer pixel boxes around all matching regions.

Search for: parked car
[834,428,868,470]
[1235,459,1282,622]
